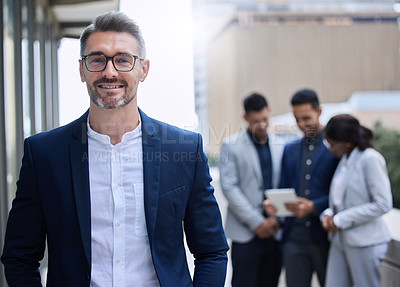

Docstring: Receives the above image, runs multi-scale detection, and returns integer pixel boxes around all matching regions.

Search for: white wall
[59,0,197,129]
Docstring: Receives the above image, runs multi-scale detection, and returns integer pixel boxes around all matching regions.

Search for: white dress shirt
[87,118,160,287]
[321,147,361,227]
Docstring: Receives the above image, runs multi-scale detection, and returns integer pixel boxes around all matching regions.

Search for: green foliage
[373,122,400,208]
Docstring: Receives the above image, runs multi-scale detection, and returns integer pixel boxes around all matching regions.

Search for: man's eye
[115,56,132,65]
[89,56,105,64]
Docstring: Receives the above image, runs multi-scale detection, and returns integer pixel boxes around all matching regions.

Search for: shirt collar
[87,115,142,145]
[342,146,361,166]
[303,130,323,146]
[247,129,269,146]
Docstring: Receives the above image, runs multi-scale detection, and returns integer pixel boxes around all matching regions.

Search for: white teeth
[99,85,122,89]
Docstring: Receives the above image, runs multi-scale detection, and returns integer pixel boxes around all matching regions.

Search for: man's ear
[318,106,322,117]
[243,113,248,123]
[139,59,150,82]
[79,60,85,83]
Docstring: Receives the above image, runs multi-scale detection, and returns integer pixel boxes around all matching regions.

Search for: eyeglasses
[81,53,144,72]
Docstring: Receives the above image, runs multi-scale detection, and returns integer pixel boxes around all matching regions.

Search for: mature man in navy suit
[1,11,228,287]
[265,89,338,287]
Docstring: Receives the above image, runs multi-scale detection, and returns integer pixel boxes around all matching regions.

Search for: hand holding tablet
[264,188,298,217]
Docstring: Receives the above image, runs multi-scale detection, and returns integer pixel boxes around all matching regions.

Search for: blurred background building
[192,0,400,154]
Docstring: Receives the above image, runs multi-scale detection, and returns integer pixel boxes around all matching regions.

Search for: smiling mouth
[98,85,124,89]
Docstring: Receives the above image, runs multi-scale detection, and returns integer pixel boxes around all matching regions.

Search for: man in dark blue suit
[1,11,228,287]
[266,89,338,287]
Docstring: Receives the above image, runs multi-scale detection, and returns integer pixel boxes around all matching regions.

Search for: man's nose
[258,122,267,129]
[102,59,118,77]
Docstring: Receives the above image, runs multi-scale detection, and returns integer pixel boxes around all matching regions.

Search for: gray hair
[80,11,146,58]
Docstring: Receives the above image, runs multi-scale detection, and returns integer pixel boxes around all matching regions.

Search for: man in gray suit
[219,93,284,287]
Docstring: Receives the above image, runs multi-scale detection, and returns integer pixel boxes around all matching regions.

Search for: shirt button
[305,221,311,227]
[305,174,311,180]
[113,184,119,190]
[306,159,312,165]
[309,145,314,151]
[116,258,121,263]
[305,189,310,195]
[116,221,121,227]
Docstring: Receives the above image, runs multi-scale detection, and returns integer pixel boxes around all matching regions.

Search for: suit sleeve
[334,151,392,229]
[311,193,330,216]
[218,142,264,231]
[184,134,229,287]
[1,139,46,287]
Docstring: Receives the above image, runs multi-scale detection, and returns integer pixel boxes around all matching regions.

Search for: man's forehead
[84,31,139,54]
[293,103,317,113]
[247,108,270,119]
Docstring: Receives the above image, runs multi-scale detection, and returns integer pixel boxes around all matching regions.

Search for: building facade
[193,1,400,154]
[0,0,119,285]
[1,4,60,285]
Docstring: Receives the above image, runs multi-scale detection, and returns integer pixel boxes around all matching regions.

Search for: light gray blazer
[218,131,284,243]
[330,148,392,247]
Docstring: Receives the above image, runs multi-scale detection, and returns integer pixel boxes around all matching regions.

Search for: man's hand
[255,217,280,239]
[263,199,277,216]
[321,215,339,233]
[285,197,314,218]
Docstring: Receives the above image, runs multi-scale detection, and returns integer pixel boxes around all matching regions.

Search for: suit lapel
[292,140,303,189]
[69,111,91,269]
[242,132,263,186]
[312,140,330,175]
[340,149,362,209]
[140,110,161,243]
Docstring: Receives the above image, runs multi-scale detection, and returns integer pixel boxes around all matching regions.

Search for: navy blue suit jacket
[1,109,228,287]
[279,137,338,244]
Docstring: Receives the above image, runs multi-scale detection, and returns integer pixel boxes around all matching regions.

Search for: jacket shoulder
[283,137,302,150]
[221,131,247,146]
[143,114,200,149]
[359,148,386,165]
[286,137,303,145]
[27,112,87,146]
[362,147,384,159]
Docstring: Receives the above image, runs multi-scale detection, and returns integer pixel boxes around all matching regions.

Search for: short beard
[88,78,135,109]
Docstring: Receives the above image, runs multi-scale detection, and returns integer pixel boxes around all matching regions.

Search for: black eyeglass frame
[81,53,144,72]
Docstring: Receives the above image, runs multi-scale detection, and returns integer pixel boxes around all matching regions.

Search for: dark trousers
[283,240,329,287]
[231,236,281,287]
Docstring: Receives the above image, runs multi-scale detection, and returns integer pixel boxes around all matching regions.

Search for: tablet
[264,188,298,217]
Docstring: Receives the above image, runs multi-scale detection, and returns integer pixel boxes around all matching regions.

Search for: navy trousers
[283,240,329,287]
[231,237,281,287]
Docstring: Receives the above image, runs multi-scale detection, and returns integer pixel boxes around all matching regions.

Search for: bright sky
[58,0,197,129]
